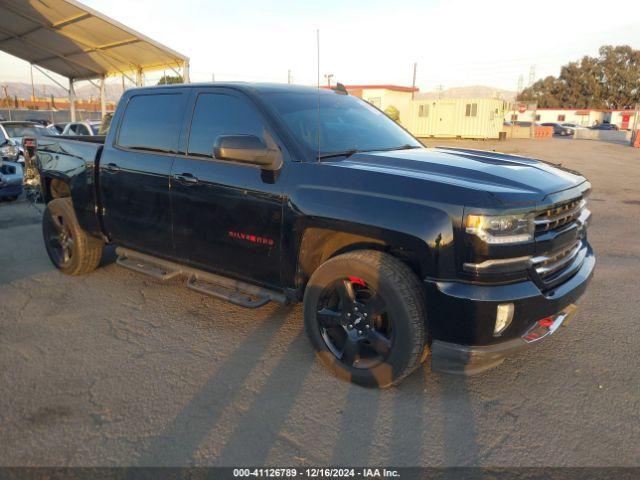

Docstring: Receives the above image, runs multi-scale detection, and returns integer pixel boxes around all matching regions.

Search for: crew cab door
[99,90,188,255]
[170,89,286,287]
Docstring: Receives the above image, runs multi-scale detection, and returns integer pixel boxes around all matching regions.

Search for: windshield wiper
[317,144,421,161]
[377,144,422,152]
[317,149,360,160]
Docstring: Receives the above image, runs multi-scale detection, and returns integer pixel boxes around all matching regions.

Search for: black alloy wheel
[43,210,74,268]
[316,276,393,369]
[303,250,427,388]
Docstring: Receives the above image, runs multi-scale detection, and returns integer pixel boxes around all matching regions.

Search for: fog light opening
[494,303,514,336]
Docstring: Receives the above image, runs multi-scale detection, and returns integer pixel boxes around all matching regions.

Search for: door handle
[104,162,120,173]
[174,173,198,184]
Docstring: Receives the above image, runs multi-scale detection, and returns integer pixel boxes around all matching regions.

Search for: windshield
[3,124,48,138]
[266,91,421,159]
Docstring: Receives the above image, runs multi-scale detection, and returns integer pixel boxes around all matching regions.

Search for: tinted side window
[188,93,265,158]
[117,93,185,153]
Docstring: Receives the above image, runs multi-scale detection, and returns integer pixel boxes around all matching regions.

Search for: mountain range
[0,81,125,102]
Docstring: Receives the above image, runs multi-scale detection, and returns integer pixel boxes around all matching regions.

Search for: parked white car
[61,121,102,136]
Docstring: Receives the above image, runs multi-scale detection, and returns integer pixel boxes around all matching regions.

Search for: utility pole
[324,73,333,88]
[517,75,524,97]
[528,65,536,87]
[288,69,292,84]
[411,62,417,100]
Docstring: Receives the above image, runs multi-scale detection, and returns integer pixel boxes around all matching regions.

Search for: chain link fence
[0,109,102,123]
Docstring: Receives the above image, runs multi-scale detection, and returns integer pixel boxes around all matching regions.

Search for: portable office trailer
[409,98,506,139]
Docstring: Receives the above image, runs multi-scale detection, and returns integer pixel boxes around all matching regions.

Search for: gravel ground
[0,138,638,467]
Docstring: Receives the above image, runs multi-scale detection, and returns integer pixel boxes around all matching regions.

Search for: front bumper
[425,248,595,375]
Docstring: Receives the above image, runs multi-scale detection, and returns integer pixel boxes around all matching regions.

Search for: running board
[115,247,287,308]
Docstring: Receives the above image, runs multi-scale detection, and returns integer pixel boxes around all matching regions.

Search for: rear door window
[117,93,185,153]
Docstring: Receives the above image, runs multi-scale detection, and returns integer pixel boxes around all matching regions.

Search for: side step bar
[115,247,288,308]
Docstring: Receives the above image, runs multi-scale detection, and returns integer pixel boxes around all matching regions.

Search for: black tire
[303,250,427,388]
[42,198,104,275]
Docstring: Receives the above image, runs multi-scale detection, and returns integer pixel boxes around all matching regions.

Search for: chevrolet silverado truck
[23,83,595,387]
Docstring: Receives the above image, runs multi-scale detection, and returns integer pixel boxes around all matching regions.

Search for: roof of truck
[131,82,340,96]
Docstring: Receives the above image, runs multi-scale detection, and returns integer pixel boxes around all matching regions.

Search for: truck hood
[337,146,587,206]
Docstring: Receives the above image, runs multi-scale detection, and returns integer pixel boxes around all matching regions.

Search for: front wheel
[42,198,104,275]
[303,250,427,388]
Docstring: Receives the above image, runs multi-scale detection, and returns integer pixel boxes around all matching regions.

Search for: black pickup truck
[24,83,595,387]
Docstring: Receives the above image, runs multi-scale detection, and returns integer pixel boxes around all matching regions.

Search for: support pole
[135,68,144,87]
[69,78,76,122]
[30,64,36,108]
[183,61,190,84]
[100,76,107,119]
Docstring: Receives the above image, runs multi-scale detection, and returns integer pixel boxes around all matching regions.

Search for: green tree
[384,105,400,123]
[519,45,640,109]
[157,75,184,85]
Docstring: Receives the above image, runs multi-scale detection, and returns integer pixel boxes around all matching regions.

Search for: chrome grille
[532,240,586,284]
[535,198,586,234]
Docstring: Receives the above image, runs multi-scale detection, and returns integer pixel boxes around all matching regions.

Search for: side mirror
[213,135,282,170]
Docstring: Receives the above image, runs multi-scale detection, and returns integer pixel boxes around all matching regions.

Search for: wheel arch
[295,226,426,293]
[43,174,72,202]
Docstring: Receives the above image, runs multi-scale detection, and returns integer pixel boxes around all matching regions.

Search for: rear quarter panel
[37,137,103,236]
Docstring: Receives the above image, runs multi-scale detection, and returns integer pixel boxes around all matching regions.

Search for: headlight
[0,143,19,161]
[466,213,534,244]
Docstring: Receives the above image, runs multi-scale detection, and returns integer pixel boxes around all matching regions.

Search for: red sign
[518,104,527,114]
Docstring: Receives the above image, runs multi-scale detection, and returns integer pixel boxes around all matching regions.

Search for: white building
[344,85,506,139]
[608,110,638,131]
[344,85,417,129]
[507,107,607,127]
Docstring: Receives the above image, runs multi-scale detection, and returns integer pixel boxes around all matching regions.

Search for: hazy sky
[1,0,639,92]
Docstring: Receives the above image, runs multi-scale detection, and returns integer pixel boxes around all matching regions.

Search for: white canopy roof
[0,0,189,80]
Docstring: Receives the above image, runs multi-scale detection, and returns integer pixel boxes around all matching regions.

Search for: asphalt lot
[0,138,639,467]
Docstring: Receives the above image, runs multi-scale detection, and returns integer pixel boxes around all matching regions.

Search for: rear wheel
[303,250,427,388]
[42,198,104,275]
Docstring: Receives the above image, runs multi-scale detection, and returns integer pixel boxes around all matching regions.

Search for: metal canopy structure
[0,0,190,120]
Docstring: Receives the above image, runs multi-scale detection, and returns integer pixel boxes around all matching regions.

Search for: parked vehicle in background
[0,160,23,201]
[0,126,20,163]
[25,83,595,387]
[52,123,69,134]
[25,118,52,127]
[503,121,535,128]
[99,113,113,135]
[541,122,575,136]
[0,121,54,164]
[590,123,619,131]
[562,123,587,130]
[45,125,60,136]
[61,121,101,136]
